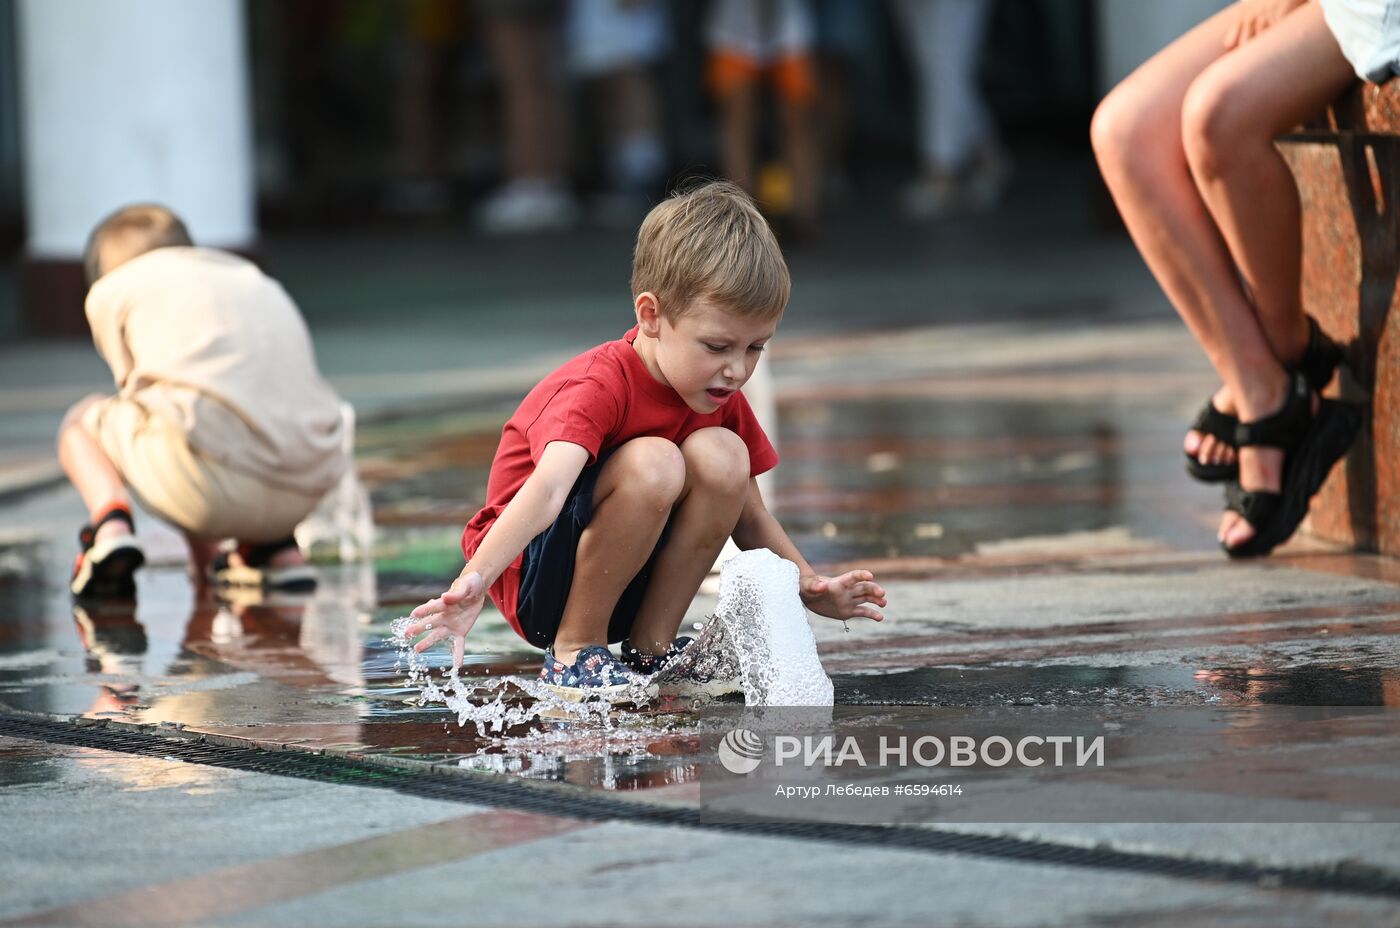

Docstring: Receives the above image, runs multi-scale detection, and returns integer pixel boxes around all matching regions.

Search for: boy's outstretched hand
[800,570,887,623]
[403,571,486,669]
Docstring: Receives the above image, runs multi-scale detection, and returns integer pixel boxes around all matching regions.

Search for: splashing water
[388,547,833,736]
[389,618,656,734]
[709,548,834,707]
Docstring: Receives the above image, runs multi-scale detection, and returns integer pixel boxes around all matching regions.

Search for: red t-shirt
[462,326,779,639]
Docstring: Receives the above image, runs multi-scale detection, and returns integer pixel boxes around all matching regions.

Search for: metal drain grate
[5,713,1399,900]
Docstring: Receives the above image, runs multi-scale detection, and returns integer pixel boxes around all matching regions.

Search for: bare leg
[1093,6,1276,467]
[487,15,566,182]
[551,438,685,663]
[1180,3,1357,546]
[779,96,820,228]
[1184,4,1351,356]
[57,396,132,546]
[627,428,751,655]
[718,81,758,194]
[601,67,664,193]
[1091,4,1350,546]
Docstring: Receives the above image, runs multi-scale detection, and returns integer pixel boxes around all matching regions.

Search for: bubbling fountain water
[709,548,834,707]
[389,617,650,733]
[389,547,833,732]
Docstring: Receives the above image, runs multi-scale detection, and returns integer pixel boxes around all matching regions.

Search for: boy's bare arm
[732,477,887,623]
[404,441,590,665]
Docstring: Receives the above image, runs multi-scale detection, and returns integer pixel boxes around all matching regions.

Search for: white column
[15,0,255,260]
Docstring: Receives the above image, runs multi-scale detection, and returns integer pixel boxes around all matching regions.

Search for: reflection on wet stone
[1,324,1399,807]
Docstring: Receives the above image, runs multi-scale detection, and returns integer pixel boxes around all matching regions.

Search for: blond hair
[631,180,789,321]
[84,204,193,285]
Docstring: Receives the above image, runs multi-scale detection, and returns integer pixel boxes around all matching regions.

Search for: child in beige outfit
[61,204,347,597]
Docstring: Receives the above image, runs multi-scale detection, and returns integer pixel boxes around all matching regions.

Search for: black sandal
[1221,372,1361,559]
[1185,316,1345,483]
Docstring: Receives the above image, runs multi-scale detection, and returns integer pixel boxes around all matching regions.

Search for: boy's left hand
[800,570,886,622]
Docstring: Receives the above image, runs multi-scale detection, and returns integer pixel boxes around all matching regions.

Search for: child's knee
[680,428,750,496]
[612,436,686,506]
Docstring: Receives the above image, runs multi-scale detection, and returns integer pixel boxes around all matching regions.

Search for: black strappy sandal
[71,504,146,597]
[1221,372,1361,559]
[1185,316,1345,483]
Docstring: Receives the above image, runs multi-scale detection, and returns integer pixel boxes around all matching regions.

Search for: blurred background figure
[705,0,821,236]
[568,0,669,226]
[810,0,879,209]
[476,0,578,234]
[383,0,468,216]
[0,0,1118,341]
[890,0,1011,218]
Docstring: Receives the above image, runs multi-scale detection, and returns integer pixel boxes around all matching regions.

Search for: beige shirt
[85,246,347,496]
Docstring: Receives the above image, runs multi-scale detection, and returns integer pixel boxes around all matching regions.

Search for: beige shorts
[81,395,323,542]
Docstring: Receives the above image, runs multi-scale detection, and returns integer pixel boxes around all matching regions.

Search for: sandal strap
[1293,315,1344,392]
[78,503,135,550]
[1225,481,1280,519]
[1223,481,1283,548]
[1233,373,1312,449]
[1191,400,1238,444]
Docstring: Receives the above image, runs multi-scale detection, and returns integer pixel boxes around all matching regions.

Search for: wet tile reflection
[2,321,1399,799]
[3,555,1399,796]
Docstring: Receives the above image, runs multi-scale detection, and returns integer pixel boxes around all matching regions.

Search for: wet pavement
[4,192,1400,924]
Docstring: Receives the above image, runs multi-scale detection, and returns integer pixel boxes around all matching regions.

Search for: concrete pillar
[1094,0,1232,93]
[15,0,254,336]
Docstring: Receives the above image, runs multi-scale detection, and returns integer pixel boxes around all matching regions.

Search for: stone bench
[1280,81,1400,555]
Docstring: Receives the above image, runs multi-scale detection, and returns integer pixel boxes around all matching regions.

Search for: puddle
[4,559,1400,797]
[837,663,1400,708]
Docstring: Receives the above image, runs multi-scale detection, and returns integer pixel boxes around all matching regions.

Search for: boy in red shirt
[405,181,885,699]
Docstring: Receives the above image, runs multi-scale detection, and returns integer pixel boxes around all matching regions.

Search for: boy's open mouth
[706,388,734,403]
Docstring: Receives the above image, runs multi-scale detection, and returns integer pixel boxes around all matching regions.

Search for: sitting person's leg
[1093,5,1283,475]
[625,427,751,657]
[1093,2,1360,553]
[1175,2,1357,548]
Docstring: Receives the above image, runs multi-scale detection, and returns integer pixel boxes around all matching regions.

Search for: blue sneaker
[538,645,637,702]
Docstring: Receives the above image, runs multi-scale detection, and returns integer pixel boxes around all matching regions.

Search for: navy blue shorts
[515,451,672,650]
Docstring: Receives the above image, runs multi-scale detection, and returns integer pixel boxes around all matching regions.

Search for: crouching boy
[406,181,885,698]
[61,204,348,597]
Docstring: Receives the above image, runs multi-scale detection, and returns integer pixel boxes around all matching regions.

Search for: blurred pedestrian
[1091,0,1367,556]
[890,0,1010,217]
[384,0,468,215]
[706,0,822,235]
[62,205,348,596]
[811,0,878,205]
[568,0,670,224]
[475,0,579,233]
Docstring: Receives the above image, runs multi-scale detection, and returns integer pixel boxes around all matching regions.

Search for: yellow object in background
[757,162,793,217]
